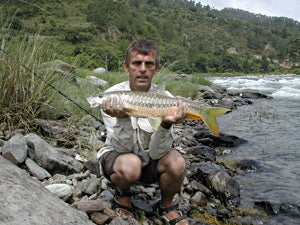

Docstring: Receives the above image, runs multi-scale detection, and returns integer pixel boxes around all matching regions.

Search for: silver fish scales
[88,88,230,136]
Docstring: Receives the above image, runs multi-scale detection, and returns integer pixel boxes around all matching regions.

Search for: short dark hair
[124,39,160,68]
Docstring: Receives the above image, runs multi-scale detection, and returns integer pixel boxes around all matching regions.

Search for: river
[209,74,300,225]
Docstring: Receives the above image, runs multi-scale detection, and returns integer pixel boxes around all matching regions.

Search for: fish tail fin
[201,106,230,137]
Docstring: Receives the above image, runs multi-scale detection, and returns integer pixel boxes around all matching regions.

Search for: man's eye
[146,62,155,67]
[132,61,155,68]
[133,61,142,66]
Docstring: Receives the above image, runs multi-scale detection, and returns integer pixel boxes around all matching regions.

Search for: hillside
[1,0,300,74]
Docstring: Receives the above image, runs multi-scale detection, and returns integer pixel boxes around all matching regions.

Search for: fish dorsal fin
[150,82,168,96]
[148,117,162,131]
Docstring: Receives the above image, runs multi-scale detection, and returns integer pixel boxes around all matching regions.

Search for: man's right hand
[101,97,128,118]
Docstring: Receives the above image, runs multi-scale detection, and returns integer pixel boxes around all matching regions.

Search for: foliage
[1,0,299,75]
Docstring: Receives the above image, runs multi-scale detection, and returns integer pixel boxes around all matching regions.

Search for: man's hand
[160,100,186,129]
[101,97,128,118]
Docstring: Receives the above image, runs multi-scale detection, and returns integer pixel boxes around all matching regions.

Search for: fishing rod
[0,48,104,124]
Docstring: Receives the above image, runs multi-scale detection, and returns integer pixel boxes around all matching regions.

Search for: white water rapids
[209,74,300,225]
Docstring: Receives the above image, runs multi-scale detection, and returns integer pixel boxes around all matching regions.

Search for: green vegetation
[1,0,299,74]
[0,34,65,131]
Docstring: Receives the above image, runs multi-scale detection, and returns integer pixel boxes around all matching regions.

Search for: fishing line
[0,48,103,124]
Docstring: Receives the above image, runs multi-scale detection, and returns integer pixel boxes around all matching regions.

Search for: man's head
[124,39,160,92]
[124,39,160,69]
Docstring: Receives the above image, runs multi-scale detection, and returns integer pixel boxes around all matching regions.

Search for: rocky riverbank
[0,84,279,225]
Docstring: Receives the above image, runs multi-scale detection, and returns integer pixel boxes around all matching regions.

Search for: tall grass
[0,33,72,132]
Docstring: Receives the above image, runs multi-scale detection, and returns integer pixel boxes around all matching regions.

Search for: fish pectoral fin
[148,117,162,131]
[185,113,201,120]
[124,108,138,115]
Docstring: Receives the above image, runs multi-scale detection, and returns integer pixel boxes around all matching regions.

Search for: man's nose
[139,62,146,71]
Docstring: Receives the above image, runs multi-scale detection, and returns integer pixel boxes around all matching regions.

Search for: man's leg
[108,153,142,217]
[110,153,142,189]
[156,149,188,224]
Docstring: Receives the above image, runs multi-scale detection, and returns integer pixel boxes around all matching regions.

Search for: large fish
[87,85,230,136]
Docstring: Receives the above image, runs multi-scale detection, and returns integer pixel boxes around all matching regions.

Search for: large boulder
[0,156,95,225]
[25,133,83,175]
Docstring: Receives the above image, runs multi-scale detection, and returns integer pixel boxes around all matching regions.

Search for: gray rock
[239,91,271,99]
[72,199,104,213]
[189,180,212,196]
[236,159,263,172]
[190,191,207,207]
[78,178,101,195]
[34,119,68,138]
[0,139,5,147]
[2,133,27,164]
[84,158,101,177]
[25,158,52,180]
[208,170,240,206]
[255,200,281,214]
[25,133,83,175]
[185,145,216,161]
[190,161,223,182]
[83,75,108,87]
[90,212,111,225]
[67,170,91,180]
[93,67,106,75]
[109,216,140,225]
[198,84,223,99]
[51,174,68,183]
[0,156,95,225]
[45,183,73,201]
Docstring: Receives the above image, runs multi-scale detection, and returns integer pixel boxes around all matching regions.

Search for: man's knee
[170,153,186,174]
[158,149,186,174]
[113,153,142,180]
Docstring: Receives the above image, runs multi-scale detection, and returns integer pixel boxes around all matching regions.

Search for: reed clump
[0,34,71,132]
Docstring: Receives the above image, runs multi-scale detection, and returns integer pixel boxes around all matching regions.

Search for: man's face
[124,50,158,92]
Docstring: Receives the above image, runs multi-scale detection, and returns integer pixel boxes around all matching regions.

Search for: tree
[87,0,116,28]
[208,57,222,72]
[222,54,241,72]
[261,55,269,73]
[288,38,300,61]
[194,54,207,72]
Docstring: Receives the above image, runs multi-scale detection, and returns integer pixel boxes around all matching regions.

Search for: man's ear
[123,62,129,72]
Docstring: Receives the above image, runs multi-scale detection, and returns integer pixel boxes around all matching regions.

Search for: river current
[209,75,300,224]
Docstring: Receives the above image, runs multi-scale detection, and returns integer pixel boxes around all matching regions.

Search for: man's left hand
[160,100,186,129]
